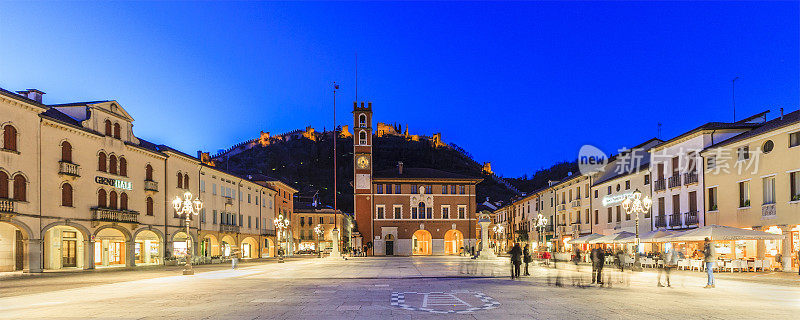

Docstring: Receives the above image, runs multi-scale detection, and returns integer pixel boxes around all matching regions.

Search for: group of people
[507,243,533,279]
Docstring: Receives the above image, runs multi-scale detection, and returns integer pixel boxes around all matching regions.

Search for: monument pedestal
[328,229,342,259]
[477,218,497,260]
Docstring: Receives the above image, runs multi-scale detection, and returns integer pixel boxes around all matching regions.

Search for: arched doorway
[444,229,464,255]
[384,234,395,256]
[241,237,258,259]
[94,228,128,267]
[412,230,432,255]
[202,234,220,257]
[134,230,161,265]
[0,220,31,271]
[220,235,236,257]
[172,232,193,258]
[262,238,274,258]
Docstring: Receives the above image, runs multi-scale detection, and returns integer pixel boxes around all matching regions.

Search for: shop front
[94,228,127,267]
[134,230,161,265]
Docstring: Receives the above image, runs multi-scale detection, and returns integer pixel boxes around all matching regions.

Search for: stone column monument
[477,212,497,260]
[329,228,342,258]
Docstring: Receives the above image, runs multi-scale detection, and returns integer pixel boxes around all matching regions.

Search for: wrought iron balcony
[571,199,581,208]
[91,207,139,223]
[654,179,666,192]
[144,180,159,192]
[220,224,240,233]
[761,203,776,218]
[684,172,698,185]
[261,228,276,236]
[668,175,682,189]
[669,213,682,227]
[0,198,15,214]
[223,196,233,206]
[58,161,80,177]
[654,215,667,228]
[685,211,699,225]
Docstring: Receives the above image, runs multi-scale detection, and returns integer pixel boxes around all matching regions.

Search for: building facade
[351,102,482,256]
[0,88,282,272]
[293,204,349,253]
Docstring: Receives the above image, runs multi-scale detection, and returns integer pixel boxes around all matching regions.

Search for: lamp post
[622,189,652,271]
[493,224,504,253]
[172,191,202,275]
[535,214,549,252]
[274,214,290,263]
[314,224,324,258]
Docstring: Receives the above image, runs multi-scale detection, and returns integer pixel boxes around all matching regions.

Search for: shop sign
[95,176,133,190]
[602,192,632,206]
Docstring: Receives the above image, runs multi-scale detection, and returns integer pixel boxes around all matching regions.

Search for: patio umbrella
[625,229,675,243]
[587,231,635,244]
[567,233,604,244]
[666,225,785,242]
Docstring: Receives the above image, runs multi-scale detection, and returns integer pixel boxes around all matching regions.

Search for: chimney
[16,89,45,103]
[781,107,784,120]
[397,161,404,175]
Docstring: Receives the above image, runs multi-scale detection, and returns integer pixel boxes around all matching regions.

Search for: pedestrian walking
[797,249,799,276]
[508,243,523,279]
[231,249,239,270]
[658,249,678,287]
[523,244,532,276]
[590,246,604,285]
[703,237,716,288]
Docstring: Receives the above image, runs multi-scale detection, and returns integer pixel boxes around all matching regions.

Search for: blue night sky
[1,2,798,177]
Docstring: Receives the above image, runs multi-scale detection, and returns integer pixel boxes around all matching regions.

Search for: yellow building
[702,110,800,272]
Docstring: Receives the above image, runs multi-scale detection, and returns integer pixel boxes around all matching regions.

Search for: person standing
[658,249,677,287]
[703,237,716,288]
[590,246,605,285]
[508,243,523,279]
[523,244,532,276]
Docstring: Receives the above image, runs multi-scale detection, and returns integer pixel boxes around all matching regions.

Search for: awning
[615,230,675,243]
[567,233,604,244]
[663,225,785,242]
[587,231,635,244]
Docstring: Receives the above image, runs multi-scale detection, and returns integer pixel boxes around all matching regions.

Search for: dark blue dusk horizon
[1,1,798,178]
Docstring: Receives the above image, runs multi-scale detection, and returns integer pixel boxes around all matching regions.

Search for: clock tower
[353,101,374,248]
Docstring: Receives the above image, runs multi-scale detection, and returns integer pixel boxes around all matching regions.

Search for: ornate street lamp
[493,224,504,252]
[314,224,324,258]
[622,189,652,270]
[536,214,549,252]
[274,214,290,263]
[172,191,202,275]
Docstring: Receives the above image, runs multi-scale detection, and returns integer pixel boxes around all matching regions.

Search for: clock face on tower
[356,154,370,169]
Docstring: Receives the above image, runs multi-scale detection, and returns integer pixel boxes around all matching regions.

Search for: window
[248,216,252,228]
[394,206,402,219]
[672,194,680,215]
[247,194,251,203]
[0,172,7,198]
[418,202,426,219]
[183,174,189,190]
[411,207,418,219]
[119,157,127,176]
[120,192,128,210]
[12,175,25,201]
[359,131,367,145]
[377,206,385,219]
[201,181,206,193]
[737,146,750,161]
[708,187,718,211]
[576,187,580,199]
[594,210,598,225]
[644,175,650,185]
[442,206,450,219]
[688,191,697,214]
[300,216,305,226]
[625,180,630,190]
[385,184,392,194]
[359,114,367,127]
[442,185,448,194]
[411,185,418,194]
[109,190,118,209]
[2,125,17,151]
[607,186,611,194]
[376,184,383,194]
[425,185,433,194]
[594,190,598,198]
[616,206,621,222]
[104,120,112,136]
[61,183,73,207]
[145,164,153,181]
[761,140,774,154]
[739,181,750,207]
[146,197,154,216]
[458,206,466,219]
[790,131,800,148]
[320,217,324,224]
[97,189,107,208]
[395,184,402,194]
[177,172,183,188]
[98,152,107,172]
[607,207,612,223]
[212,183,217,195]
[762,176,775,205]
[239,214,243,226]
[706,156,716,170]
[791,172,800,201]
[113,123,121,139]
[459,185,466,194]
[60,141,72,162]
[109,155,117,174]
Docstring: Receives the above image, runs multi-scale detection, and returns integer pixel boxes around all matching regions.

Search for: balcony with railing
[144,180,159,192]
[683,172,698,185]
[654,179,666,192]
[668,175,682,189]
[261,228,276,236]
[685,211,699,225]
[220,224,240,233]
[571,199,581,208]
[91,207,139,223]
[654,215,667,228]
[761,203,776,219]
[0,198,15,214]
[556,203,567,212]
[669,213,682,227]
[58,161,80,177]
[223,196,233,206]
